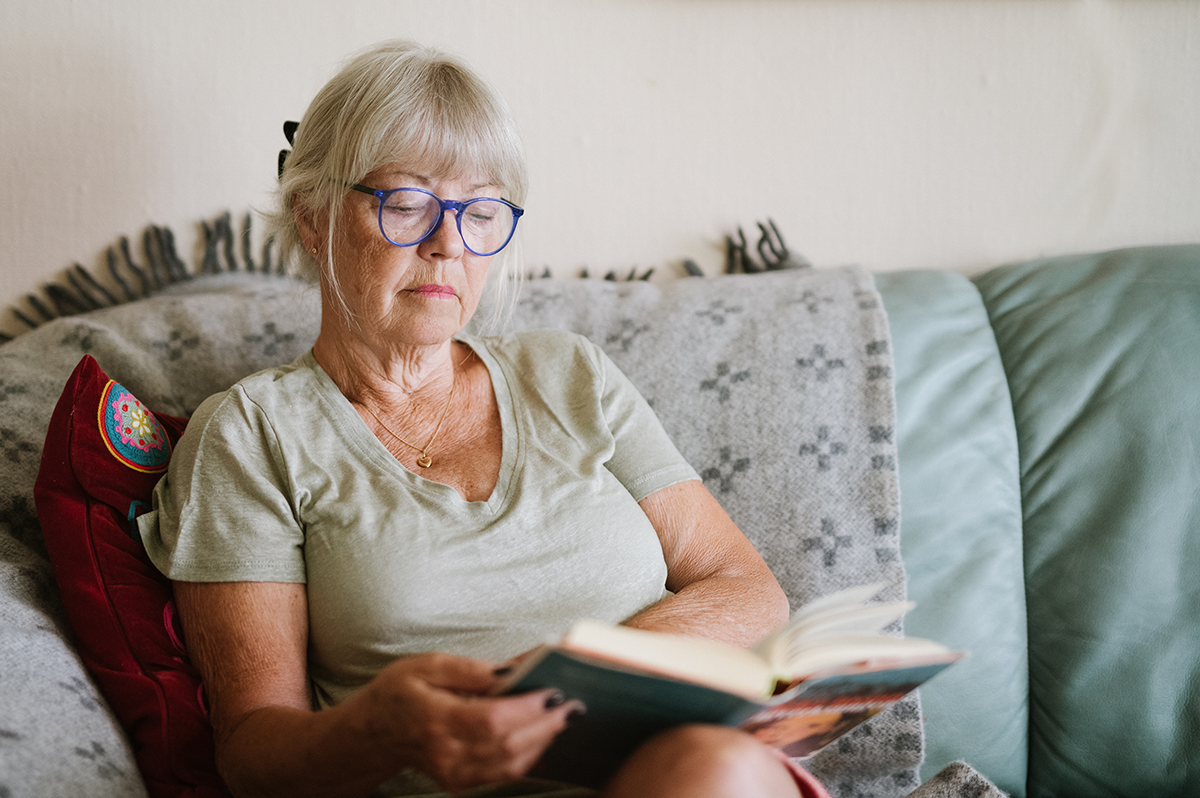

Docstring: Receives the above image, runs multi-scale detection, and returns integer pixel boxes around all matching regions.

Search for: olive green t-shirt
[139,330,699,712]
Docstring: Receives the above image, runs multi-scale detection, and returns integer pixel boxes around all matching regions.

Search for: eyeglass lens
[380,189,515,255]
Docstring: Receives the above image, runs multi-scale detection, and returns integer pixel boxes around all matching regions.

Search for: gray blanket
[0,266,923,797]
[477,269,919,795]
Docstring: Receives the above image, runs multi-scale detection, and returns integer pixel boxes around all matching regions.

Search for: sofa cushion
[973,244,1200,798]
[876,270,1028,796]
[33,355,224,797]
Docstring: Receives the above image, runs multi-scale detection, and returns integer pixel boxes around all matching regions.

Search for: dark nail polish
[493,666,513,677]
[544,691,566,710]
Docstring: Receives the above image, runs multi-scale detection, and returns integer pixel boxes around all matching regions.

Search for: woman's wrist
[216,700,399,798]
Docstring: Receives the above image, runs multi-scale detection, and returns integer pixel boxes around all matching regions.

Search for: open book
[494,583,962,788]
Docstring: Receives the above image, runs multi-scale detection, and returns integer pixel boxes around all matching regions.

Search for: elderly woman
[140,40,829,798]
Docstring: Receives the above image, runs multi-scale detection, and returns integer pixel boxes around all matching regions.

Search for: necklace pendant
[417,454,433,468]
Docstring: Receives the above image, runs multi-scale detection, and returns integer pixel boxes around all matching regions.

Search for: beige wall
[2,0,1198,335]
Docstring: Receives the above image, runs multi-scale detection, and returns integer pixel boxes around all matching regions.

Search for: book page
[560,619,774,699]
[753,583,939,676]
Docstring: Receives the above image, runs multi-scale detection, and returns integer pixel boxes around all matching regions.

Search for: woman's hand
[352,653,578,791]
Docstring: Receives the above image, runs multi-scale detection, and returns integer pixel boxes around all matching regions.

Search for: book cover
[509,648,763,788]
[741,658,959,758]
[504,647,959,787]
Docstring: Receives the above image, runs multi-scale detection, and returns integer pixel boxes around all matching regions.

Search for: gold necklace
[364,377,456,468]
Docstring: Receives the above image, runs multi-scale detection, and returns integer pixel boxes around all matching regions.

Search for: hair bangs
[368,66,526,204]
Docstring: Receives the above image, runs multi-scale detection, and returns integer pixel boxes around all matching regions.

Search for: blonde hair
[265,40,528,327]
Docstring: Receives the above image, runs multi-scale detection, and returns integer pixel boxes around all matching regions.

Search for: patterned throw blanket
[0,265,930,797]
[476,267,920,796]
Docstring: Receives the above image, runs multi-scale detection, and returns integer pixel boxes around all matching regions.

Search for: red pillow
[34,355,225,798]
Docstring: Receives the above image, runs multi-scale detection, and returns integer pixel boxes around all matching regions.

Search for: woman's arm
[173,580,576,798]
[625,480,790,648]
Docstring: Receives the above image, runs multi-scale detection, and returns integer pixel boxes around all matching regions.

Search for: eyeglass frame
[349,184,524,257]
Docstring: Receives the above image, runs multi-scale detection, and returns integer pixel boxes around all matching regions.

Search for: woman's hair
[265,40,528,328]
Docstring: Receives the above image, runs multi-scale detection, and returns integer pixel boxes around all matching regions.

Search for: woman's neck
[312,327,460,410]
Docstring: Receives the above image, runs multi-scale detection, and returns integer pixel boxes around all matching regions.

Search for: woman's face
[318,164,502,348]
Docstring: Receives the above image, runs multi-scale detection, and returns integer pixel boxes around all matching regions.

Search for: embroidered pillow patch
[99,380,171,472]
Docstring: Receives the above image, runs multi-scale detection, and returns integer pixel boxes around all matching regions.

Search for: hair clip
[278,120,299,179]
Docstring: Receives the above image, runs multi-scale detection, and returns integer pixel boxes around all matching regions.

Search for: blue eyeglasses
[350,184,524,257]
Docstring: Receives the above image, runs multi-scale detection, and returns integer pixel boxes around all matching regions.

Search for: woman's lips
[411,284,456,297]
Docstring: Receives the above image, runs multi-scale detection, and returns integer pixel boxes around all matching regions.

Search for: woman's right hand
[353,652,579,791]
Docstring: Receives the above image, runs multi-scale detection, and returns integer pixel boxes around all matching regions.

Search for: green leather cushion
[973,245,1200,798]
[876,270,1028,795]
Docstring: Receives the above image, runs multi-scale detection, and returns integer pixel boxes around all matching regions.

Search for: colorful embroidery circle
[98,380,171,472]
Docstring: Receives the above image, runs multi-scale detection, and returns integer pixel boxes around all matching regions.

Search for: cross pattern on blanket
[59,324,106,354]
[604,318,652,352]
[151,330,202,361]
[797,344,848,382]
[799,426,849,471]
[694,298,744,325]
[243,322,298,358]
[699,446,753,494]
[804,517,855,568]
[794,290,837,314]
[1,427,39,465]
[699,362,751,403]
[1,493,41,552]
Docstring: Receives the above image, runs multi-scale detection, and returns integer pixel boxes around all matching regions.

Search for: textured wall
[2,0,1198,335]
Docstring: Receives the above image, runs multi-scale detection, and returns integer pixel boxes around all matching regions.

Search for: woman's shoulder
[208,350,321,401]
[470,328,599,356]
[468,329,607,374]
[188,351,324,430]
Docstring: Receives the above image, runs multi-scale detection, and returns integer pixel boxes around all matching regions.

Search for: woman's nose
[421,210,465,258]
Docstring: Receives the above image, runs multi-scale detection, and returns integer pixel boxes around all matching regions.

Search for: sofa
[0,231,1196,798]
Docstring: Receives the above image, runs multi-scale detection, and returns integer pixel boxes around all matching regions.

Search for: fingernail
[567,702,588,721]
[544,691,566,710]
[493,666,512,676]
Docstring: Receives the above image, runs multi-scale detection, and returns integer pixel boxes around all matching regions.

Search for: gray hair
[265,40,528,328]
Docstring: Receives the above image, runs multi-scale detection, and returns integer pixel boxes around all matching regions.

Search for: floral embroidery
[112,391,163,452]
[98,380,171,472]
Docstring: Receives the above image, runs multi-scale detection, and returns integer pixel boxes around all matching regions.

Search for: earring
[310,247,318,255]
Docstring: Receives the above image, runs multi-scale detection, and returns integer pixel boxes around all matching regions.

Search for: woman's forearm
[215,700,395,798]
[623,572,789,648]
[632,481,791,648]
[173,581,394,797]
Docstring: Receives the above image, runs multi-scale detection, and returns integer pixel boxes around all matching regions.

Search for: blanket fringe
[725,218,812,274]
[2,213,288,342]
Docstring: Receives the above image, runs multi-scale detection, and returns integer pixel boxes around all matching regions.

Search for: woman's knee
[605,724,798,796]
[642,724,764,764]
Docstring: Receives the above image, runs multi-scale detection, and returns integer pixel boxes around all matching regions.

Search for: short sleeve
[138,386,306,583]
[591,341,700,501]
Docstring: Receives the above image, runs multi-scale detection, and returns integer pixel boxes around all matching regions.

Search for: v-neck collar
[300,336,518,515]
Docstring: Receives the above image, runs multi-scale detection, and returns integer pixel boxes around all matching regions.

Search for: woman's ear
[293,197,323,253]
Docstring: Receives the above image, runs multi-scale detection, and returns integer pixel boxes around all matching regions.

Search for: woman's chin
[380,313,468,348]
